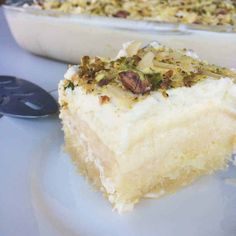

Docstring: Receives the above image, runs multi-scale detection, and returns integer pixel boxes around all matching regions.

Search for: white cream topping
[116,41,200,64]
[144,190,166,199]
[62,73,236,173]
[116,41,142,58]
[148,41,162,49]
[184,49,200,59]
[64,65,79,80]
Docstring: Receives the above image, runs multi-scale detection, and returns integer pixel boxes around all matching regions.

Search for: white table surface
[0,7,66,236]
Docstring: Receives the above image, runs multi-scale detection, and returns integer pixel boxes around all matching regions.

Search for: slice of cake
[59,41,236,212]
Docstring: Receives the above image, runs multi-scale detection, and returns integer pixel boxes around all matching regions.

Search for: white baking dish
[3,2,236,67]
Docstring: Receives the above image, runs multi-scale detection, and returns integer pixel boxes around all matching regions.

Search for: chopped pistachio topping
[36,0,236,27]
[64,43,236,97]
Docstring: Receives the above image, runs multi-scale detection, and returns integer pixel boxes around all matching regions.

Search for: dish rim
[3,2,236,34]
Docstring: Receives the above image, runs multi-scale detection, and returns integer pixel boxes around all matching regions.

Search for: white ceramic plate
[1,112,236,236]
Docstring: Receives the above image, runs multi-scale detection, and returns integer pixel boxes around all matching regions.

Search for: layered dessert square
[59,41,236,212]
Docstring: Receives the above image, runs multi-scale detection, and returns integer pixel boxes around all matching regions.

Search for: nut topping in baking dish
[33,0,236,27]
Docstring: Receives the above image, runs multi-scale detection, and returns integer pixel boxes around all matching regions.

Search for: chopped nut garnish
[99,95,110,105]
[97,78,111,87]
[64,80,75,90]
[64,42,236,97]
[162,90,169,97]
[164,70,174,79]
[35,0,236,27]
[160,77,172,90]
[216,9,229,15]
[112,10,130,18]
[119,71,151,94]
[81,56,90,66]
[71,74,79,85]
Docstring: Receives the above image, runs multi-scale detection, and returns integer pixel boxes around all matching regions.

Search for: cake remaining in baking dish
[59,41,236,212]
[35,0,236,27]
